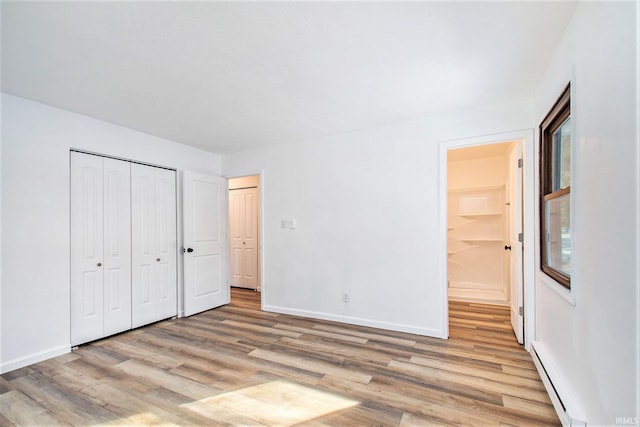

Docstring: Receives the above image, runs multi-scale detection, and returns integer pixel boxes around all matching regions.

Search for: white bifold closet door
[71,153,177,346]
[70,152,131,346]
[229,187,259,290]
[131,163,177,328]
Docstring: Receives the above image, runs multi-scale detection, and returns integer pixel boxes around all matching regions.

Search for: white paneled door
[229,187,259,289]
[508,145,524,344]
[131,163,177,328]
[71,152,131,346]
[183,171,229,316]
[102,158,133,336]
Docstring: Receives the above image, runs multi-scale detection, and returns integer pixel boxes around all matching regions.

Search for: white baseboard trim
[0,344,70,374]
[529,340,587,426]
[262,304,443,338]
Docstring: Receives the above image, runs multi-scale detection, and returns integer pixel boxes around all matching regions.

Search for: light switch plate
[281,219,296,229]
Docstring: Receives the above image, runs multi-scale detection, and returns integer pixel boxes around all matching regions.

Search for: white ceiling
[1,1,577,154]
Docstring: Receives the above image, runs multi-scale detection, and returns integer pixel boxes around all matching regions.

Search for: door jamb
[224,169,265,307]
[439,130,535,348]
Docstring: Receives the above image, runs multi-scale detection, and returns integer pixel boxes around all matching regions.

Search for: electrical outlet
[342,293,349,303]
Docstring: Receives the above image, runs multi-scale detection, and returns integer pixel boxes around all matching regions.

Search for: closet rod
[229,186,258,191]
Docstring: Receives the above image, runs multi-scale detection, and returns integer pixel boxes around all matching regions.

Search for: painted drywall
[223,97,533,337]
[0,93,222,373]
[532,2,639,424]
[448,155,508,190]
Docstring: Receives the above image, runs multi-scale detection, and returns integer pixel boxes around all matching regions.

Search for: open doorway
[446,141,524,344]
[227,175,262,306]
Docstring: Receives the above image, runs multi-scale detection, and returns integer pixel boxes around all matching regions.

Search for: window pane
[552,117,571,191]
[545,193,571,276]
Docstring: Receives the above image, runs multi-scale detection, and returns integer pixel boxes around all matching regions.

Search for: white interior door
[509,144,524,344]
[183,171,229,316]
[71,152,105,345]
[131,164,177,328]
[229,187,259,289]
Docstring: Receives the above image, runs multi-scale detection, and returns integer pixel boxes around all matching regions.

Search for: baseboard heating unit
[530,341,587,426]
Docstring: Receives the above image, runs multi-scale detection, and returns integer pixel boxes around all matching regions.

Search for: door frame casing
[224,169,265,306]
[439,130,536,348]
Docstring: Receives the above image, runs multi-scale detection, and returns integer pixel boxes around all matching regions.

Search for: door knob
[187,248,194,253]
[97,262,102,267]
[504,245,512,251]
[156,258,161,262]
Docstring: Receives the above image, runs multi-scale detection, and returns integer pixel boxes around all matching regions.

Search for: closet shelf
[447,258,472,271]
[448,185,507,301]
[452,212,503,217]
[448,245,478,255]
[448,237,476,254]
[447,214,476,229]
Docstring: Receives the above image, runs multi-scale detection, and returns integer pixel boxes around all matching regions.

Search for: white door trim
[439,129,536,348]
[224,170,265,307]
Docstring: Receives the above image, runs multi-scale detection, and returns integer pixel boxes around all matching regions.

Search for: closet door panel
[131,164,157,328]
[229,191,244,286]
[242,189,259,289]
[155,168,177,319]
[131,164,177,327]
[71,152,105,346]
[103,158,132,336]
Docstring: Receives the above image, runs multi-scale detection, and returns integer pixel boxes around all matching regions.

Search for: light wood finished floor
[0,290,559,426]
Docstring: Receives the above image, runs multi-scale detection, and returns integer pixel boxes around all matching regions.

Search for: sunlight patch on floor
[181,379,359,425]
[98,411,181,426]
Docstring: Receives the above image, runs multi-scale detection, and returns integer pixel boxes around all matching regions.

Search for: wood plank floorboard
[1,289,558,426]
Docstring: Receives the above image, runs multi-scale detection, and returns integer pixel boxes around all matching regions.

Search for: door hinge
[519,307,524,316]
[518,233,523,243]
[518,158,523,168]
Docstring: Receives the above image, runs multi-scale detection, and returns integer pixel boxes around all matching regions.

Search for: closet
[447,144,513,304]
[447,187,507,302]
[70,152,177,346]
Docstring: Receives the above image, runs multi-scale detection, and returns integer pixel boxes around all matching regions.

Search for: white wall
[0,93,222,373]
[223,97,532,337]
[532,2,639,424]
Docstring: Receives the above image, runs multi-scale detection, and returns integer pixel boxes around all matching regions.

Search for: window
[540,84,571,288]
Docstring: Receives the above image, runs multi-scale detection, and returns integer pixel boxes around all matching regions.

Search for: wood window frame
[539,84,571,289]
